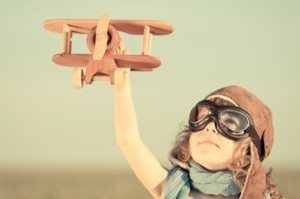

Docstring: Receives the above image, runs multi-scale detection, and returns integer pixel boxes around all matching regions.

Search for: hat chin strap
[239,142,266,199]
[206,94,239,107]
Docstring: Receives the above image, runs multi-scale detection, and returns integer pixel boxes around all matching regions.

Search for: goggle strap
[246,126,263,161]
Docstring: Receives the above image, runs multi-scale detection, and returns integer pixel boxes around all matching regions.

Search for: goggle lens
[189,105,212,124]
[218,109,250,135]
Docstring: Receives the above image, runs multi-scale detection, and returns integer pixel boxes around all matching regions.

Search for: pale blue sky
[0,0,299,170]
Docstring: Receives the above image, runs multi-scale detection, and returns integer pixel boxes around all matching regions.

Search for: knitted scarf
[163,160,240,199]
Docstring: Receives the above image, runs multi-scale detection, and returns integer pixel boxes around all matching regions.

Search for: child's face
[189,121,238,171]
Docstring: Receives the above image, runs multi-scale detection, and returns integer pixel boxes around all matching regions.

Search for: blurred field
[0,169,298,199]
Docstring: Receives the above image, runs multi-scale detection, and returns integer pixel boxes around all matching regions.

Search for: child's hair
[169,97,283,199]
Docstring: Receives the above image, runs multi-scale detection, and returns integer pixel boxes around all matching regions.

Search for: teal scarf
[163,160,240,199]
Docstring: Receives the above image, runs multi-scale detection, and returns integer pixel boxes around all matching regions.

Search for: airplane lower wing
[52,54,90,67]
[52,54,161,72]
[114,55,161,70]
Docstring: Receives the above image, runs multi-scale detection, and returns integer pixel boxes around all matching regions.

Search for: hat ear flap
[232,139,251,160]
[239,142,266,199]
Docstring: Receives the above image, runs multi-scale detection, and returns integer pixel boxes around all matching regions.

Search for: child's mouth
[198,141,220,148]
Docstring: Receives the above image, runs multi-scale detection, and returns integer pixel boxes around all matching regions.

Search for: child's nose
[205,122,218,134]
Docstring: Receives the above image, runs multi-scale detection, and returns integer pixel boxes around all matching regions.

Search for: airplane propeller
[93,14,109,60]
[85,14,112,84]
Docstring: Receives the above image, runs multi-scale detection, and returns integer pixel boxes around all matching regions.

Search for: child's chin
[193,156,227,170]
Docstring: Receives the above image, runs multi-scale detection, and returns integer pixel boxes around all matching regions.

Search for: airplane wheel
[114,68,125,89]
[72,68,84,89]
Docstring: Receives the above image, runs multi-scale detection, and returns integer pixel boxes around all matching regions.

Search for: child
[114,69,282,199]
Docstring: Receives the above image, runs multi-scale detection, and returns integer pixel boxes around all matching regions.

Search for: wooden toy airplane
[44,14,174,89]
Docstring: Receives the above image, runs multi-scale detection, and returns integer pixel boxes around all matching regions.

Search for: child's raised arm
[113,69,167,198]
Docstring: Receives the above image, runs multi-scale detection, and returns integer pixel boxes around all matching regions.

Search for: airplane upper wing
[111,20,174,35]
[44,19,174,35]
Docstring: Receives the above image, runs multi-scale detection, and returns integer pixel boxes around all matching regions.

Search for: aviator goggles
[188,100,262,158]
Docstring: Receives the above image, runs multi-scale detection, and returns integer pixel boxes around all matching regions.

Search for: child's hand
[114,68,131,90]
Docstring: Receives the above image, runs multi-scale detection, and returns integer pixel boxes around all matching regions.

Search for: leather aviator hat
[204,85,274,199]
